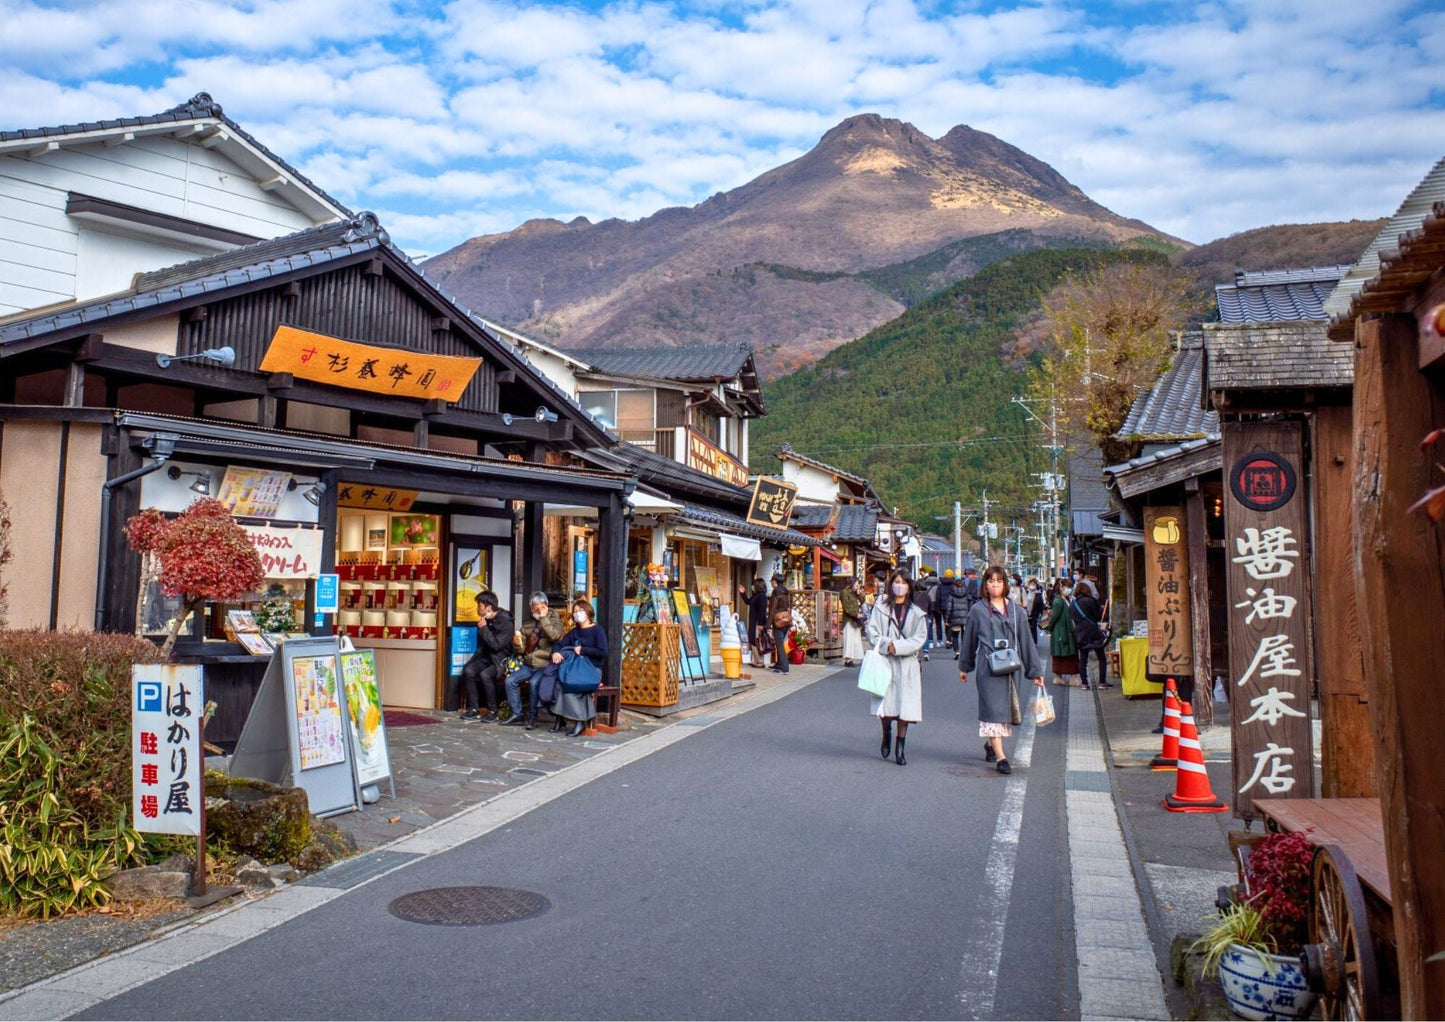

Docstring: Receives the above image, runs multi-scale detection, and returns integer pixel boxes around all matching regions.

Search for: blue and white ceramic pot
[1217,943,1317,1020]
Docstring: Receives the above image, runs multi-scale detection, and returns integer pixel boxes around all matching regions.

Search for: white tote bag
[857,644,891,697]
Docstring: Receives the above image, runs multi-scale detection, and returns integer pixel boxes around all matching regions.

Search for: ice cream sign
[242,524,322,579]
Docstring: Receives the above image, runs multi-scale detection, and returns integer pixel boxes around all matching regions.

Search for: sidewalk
[0,663,827,1004]
[1090,683,1243,1019]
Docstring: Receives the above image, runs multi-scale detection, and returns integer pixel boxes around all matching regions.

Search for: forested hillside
[752,247,1166,522]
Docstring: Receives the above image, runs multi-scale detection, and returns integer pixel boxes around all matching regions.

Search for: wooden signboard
[1223,421,1314,818]
[1143,506,1193,677]
[746,477,798,529]
[260,325,482,402]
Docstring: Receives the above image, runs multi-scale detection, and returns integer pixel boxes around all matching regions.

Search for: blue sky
[2,0,1442,257]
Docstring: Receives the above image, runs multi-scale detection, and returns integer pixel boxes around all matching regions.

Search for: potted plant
[789,626,813,664]
[1194,830,1318,1020]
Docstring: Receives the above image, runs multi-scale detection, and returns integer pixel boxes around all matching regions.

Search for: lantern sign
[1223,421,1314,817]
[1143,506,1193,677]
[132,664,204,836]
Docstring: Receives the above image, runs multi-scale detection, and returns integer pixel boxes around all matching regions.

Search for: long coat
[865,599,927,722]
[961,599,1043,724]
[1042,595,1078,658]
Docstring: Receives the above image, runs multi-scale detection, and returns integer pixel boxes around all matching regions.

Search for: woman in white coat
[866,568,928,765]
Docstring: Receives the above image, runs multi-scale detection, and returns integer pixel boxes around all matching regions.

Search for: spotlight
[534,406,558,423]
[303,481,326,507]
[166,465,213,496]
[156,346,236,370]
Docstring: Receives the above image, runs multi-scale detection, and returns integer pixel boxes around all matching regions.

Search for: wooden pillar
[521,500,545,598]
[1185,484,1213,725]
[596,490,628,693]
[1352,315,1445,1018]
[1311,404,1374,797]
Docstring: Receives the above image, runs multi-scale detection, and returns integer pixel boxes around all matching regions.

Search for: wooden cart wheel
[1305,843,1381,1020]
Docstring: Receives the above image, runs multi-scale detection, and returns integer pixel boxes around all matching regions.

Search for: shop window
[335,511,441,640]
[579,391,616,429]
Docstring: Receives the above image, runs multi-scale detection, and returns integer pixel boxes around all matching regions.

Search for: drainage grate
[388,886,551,926]
[299,850,422,889]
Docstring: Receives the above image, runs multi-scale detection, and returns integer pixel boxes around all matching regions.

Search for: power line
[799,433,1036,455]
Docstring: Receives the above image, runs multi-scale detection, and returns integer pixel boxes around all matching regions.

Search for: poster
[692,567,720,627]
[242,524,323,579]
[340,650,391,786]
[453,546,487,623]
[389,514,439,547]
[291,653,347,770]
[673,589,701,658]
[216,467,291,518]
[131,665,203,836]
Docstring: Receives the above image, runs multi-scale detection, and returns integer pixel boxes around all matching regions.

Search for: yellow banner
[260,325,482,402]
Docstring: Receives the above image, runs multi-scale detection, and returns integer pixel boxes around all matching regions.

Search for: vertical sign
[573,548,589,595]
[1144,506,1193,677]
[1223,421,1314,817]
[315,573,340,614]
[132,665,204,836]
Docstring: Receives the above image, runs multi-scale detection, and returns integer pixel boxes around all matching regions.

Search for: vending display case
[335,512,441,640]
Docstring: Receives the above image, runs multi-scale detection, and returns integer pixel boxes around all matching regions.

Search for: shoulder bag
[985,605,1024,676]
[557,651,602,694]
[857,608,901,698]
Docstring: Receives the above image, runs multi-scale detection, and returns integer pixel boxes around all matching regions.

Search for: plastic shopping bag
[1031,688,1056,726]
[857,647,891,697]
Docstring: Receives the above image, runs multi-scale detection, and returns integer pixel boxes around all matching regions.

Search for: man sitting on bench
[502,592,564,729]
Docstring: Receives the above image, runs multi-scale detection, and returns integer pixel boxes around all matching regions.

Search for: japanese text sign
[216,467,291,518]
[1144,506,1193,677]
[242,524,323,579]
[336,483,419,511]
[746,477,798,529]
[1223,421,1314,817]
[260,325,482,403]
[132,665,204,836]
[686,428,750,488]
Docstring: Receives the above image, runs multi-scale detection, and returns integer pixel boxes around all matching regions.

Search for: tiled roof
[568,344,755,382]
[1203,320,1352,391]
[673,504,823,548]
[0,92,352,219]
[776,442,875,493]
[1116,332,1219,442]
[1328,196,1445,341]
[1215,266,1348,324]
[789,504,835,528]
[1067,445,1110,511]
[603,442,750,509]
[1104,437,1223,499]
[832,504,880,543]
[1325,154,1445,324]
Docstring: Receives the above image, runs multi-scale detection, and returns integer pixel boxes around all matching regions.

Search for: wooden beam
[258,394,278,429]
[182,305,208,324]
[23,141,59,158]
[1184,487,1213,725]
[257,174,288,192]
[73,333,104,362]
[412,419,429,447]
[430,316,450,332]
[199,129,229,150]
[280,281,301,300]
[1312,404,1374,797]
[363,258,384,278]
[1352,314,1445,1017]
[64,363,85,408]
[266,372,295,392]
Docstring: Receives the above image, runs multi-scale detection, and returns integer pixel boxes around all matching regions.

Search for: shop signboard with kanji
[1143,506,1193,677]
[259,325,482,402]
[131,665,203,836]
[746,477,798,529]
[337,483,419,511]
[685,428,750,488]
[1223,421,1314,817]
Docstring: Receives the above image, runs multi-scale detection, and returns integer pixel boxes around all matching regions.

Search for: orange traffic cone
[1164,701,1228,813]
[1151,679,1181,771]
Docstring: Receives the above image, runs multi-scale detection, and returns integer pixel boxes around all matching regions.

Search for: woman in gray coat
[866,569,928,766]
[959,565,1045,774]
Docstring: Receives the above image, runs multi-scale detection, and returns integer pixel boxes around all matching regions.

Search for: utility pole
[953,500,962,575]
[980,491,992,564]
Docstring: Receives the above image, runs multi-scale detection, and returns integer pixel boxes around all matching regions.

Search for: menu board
[673,589,700,659]
[217,467,292,518]
[291,653,346,770]
[340,649,391,787]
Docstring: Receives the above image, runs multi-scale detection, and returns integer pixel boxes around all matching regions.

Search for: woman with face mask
[543,598,610,737]
[865,569,928,765]
[960,566,1045,774]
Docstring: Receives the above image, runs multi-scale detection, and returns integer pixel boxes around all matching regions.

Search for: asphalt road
[82,632,1076,1021]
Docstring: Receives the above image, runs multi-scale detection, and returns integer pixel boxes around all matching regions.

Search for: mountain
[1174,219,1384,300]
[423,114,1179,376]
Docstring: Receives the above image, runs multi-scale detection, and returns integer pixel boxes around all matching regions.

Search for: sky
[2,0,1442,258]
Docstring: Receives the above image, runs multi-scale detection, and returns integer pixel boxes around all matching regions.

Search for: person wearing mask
[767,573,792,674]
[501,593,564,729]
[1043,579,1080,686]
[541,598,609,737]
[1072,580,1110,689]
[867,569,927,766]
[960,566,1045,774]
[745,578,770,669]
[1026,579,1046,638]
[459,591,515,722]
[839,579,866,667]
[911,570,934,662]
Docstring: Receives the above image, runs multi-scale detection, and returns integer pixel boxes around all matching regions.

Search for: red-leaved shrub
[1244,829,1316,950]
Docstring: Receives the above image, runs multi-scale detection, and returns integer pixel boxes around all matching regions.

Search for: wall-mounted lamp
[534,406,558,423]
[501,412,514,427]
[303,480,327,507]
[156,346,236,370]
[166,465,213,495]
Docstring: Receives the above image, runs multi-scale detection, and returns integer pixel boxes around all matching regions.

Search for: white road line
[957,714,1036,1019]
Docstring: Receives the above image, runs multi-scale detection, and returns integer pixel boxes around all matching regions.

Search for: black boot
[551,714,567,733]
[894,735,907,766]
[880,719,893,759]
[984,742,996,762]
[567,720,585,738]
[524,713,537,730]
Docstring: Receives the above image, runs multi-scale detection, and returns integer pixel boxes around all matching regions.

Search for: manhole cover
[387,886,551,926]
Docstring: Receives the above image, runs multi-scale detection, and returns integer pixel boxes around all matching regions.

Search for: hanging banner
[260,325,483,402]
[746,477,798,529]
[1144,506,1194,677]
[1223,421,1314,818]
[216,467,291,518]
[131,665,204,836]
[242,524,323,579]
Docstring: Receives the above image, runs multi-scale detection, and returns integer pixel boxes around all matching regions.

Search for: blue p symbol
[137,681,162,713]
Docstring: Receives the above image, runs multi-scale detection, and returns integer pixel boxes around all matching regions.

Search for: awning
[628,490,682,513]
[1101,524,1146,544]
[817,546,844,565]
[720,534,761,560]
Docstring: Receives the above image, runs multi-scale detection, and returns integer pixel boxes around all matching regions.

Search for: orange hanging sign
[259,325,482,402]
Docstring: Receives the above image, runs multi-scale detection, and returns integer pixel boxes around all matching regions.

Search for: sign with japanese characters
[685,428,751,488]
[131,665,203,836]
[241,524,323,579]
[1144,506,1193,677]
[259,325,482,402]
[746,477,798,529]
[216,467,291,518]
[1223,421,1314,817]
[336,483,419,511]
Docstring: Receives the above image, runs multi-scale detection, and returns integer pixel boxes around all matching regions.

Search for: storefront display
[334,511,441,640]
